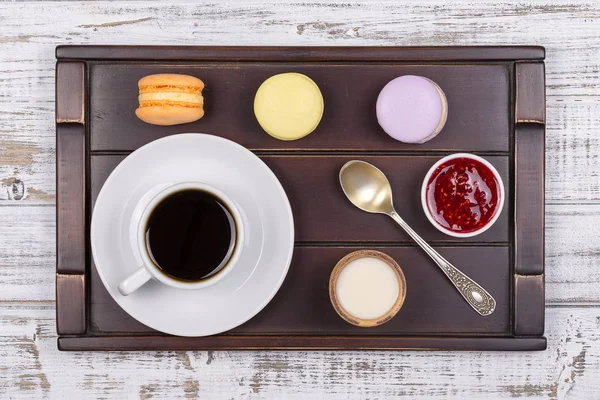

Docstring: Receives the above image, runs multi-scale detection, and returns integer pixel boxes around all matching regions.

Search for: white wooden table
[1,1,599,398]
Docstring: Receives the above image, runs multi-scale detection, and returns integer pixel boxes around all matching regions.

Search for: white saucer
[91,134,294,336]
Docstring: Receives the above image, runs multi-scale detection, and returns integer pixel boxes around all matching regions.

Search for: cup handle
[118,266,152,296]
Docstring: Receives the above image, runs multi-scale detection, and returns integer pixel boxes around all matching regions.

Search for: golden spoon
[339,160,496,316]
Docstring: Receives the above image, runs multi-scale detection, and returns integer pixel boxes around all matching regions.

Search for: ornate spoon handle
[389,211,496,316]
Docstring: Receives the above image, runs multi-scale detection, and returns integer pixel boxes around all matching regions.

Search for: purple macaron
[376,75,448,144]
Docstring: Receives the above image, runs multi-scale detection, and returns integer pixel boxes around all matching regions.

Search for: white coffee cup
[117,182,244,296]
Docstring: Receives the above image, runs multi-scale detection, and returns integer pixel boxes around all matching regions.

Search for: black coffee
[145,189,236,281]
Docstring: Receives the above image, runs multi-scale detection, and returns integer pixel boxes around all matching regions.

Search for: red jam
[425,157,501,233]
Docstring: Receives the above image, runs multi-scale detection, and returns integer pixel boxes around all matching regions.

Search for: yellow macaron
[254,73,324,141]
[135,74,205,126]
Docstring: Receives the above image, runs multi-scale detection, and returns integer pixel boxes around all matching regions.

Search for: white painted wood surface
[1,0,599,398]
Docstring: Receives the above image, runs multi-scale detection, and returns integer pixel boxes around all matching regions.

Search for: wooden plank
[56,124,86,274]
[55,62,85,124]
[55,61,87,337]
[58,335,546,351]
[514,275,545,336]
[515,62,546,124]
[91,155,510,243]
[0,135,54,202]
[56,45,545,61]
[546,98,600,201]
[89,246,511,335]
[55,274,86,335]
[1,304,599,398]
[56,61,86,274]
[89,62,510,152]
[0,205,55,302]
[515,124,545,275]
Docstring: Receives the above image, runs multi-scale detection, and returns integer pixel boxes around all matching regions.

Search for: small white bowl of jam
[421,153,505,238]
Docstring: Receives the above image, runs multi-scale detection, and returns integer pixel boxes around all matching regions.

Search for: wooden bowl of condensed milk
[329,250,406,327]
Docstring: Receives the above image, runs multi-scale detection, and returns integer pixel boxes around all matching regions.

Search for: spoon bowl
[339,160,395,215]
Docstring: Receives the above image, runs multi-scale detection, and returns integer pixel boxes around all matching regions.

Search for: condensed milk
[329,250,406,327]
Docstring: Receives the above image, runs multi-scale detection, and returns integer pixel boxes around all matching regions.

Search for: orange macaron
[135,74,205,126]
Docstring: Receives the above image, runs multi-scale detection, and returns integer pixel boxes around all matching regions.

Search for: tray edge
[56,45,546,62]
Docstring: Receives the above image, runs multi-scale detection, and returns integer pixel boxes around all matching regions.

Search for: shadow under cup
[143,188,239,283]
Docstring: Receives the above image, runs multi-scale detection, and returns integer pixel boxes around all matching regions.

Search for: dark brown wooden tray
[56,46,546,351]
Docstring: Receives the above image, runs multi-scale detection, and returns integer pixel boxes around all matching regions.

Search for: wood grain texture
[56,124,85,274]
[516,62,546,124]
[515,124,546,275]
[57,45,545,61]
[58,336,546,352]
[91,155,511,243]
[55,274,85,335]
[88,247,511,336]
[0,0,599,397]
[514,274,545,336]
[0,205,55,302]
[88,62,510,152]
[55,62,85,124]
[0,304,597,399]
